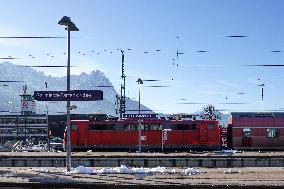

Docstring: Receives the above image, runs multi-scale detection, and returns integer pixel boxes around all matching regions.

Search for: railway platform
[0,152,283,188]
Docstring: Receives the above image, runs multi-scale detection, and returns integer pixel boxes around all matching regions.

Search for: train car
[64,114,221,151]
[227,112,284,150]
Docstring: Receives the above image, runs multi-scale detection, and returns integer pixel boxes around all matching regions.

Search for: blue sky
[0,0,284,114]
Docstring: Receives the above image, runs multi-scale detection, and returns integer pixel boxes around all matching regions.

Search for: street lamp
[161,129,171,152]
[136,78,143,114]
[44,82,51,152]
[136,78,143,153]
[46,104,50,152]
[58,16,79,172]
[257,79,265,101]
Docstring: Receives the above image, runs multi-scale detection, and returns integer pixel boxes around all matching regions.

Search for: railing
[12,141,21,152]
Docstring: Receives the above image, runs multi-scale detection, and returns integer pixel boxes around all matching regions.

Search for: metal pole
[161,130,163,152]
[66,29,71,172]
[162,129,170,152]
[119,50,125,119]
[47,105,50,152]
[138,119,142,153]
[138,86,140,115]
[24,114,27,142]
[138,84,141,153]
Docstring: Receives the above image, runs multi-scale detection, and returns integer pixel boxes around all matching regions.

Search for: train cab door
[74,124,87,147]
[199,125,208,142]
[242,128,252,147]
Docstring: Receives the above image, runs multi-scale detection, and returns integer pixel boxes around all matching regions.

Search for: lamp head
[58,16,71,26]
[66,22,79,31]
[136,78,143,85]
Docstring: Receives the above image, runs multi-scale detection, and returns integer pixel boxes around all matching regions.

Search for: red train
[227,112,284,150]
[64,112,284,151]
[64,114,221,151]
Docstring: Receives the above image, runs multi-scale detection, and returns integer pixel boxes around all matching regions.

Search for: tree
[201,104,221,121]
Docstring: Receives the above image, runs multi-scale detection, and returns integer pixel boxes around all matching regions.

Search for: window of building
[18,118,25,124]
[266,128,280,138]
[242,128,251,137]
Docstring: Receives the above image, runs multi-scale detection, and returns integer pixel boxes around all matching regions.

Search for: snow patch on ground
[223,168,241,174]
[183,168,205,175]
[66,165,204,176]
[69,165,168,174]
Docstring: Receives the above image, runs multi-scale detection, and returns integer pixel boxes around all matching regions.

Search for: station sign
[123,114,157,119]
[34,90,103,101]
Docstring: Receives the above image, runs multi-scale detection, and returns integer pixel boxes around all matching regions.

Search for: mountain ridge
[0,62,151,115]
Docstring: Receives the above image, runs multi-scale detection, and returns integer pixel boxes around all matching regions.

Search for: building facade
[0,114,48,145]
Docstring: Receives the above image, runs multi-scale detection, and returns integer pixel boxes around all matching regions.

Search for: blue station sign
[123,114,158,119]
[34,90,103,101]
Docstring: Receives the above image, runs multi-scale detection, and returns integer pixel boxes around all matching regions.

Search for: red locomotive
[62,112,284,151]
[64,114,221,151]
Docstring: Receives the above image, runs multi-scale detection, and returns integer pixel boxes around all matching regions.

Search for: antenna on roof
[23,84,27,95]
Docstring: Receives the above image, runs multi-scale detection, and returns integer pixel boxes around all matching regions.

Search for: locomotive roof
[85,118,218,124]
[231,112,284,118]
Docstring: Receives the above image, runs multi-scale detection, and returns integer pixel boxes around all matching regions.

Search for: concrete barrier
[0,156,283,167]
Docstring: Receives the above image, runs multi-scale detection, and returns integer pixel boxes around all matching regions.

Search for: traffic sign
[34,90,103,101]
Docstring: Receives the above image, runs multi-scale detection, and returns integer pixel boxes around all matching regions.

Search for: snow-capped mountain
[0,62,151,115]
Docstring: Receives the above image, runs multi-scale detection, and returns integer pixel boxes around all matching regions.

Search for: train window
[89,124,115,130]
[172,124,196,130]
[143,124,162,131]
[256,113,274,117]
[242,128,251,137]
[240,115,251,118]
[71,124,77,131]
[208,123,215,130]
[151,124,162,130]
[123,124,138,131]
[105,124,115,130]
[266,128,280,138]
